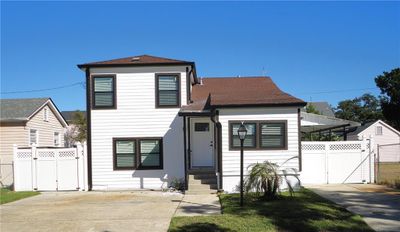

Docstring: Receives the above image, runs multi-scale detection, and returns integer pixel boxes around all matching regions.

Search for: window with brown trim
[230,123,256,148]
[260,122,286,149]
[113,138,163,170]
[155,74,180,107]
[229,121,287,150]
[92,75,116,109]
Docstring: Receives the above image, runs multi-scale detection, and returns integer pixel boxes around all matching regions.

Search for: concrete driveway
[308,184,400,232]
[0,191,183,232]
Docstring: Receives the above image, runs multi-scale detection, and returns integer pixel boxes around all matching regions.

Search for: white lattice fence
[301,140,374,184]
[13,143,88,191]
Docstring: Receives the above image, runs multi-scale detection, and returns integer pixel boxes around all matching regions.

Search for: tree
[375,68,400,130]
[64,111,86,147]
[72,111,87,142]
[305,103,320,115]
[334,93,383,124]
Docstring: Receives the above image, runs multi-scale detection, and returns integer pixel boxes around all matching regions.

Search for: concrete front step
[189,178,217,185]
[189,183,218,191]
[185,190,218,195]
[189,173,216,180]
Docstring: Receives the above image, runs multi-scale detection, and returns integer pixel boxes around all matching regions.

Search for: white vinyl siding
[90,66,187,190]
[219,107,300,192]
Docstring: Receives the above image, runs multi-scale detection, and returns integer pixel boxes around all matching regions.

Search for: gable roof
[1,98,49,121]
[77,54,194,69]
[0,98,68,127]
[302,102,335,117]
[348,120,400,137]
[181,77,306,113]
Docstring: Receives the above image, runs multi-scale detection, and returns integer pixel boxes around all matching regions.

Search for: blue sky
[1,1,399,111]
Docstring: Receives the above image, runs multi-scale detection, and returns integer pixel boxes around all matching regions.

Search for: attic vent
[131,57,140,62]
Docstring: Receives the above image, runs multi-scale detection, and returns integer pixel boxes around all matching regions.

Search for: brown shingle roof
[181,77,306,112]
[77,55,193,68]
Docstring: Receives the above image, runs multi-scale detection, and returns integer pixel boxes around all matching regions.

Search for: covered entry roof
[180,76,306,114]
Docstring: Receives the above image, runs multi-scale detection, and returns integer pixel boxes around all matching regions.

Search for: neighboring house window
[376,126,383,135]
[30,129,38,145]
[43,108,49,121]
[54,132,60,147]
[230,123,256,148]
[92,75,116,109]
[260,122,286,149]
[156,74,180,107]
[229,121,287,150]
[113,138,163,170]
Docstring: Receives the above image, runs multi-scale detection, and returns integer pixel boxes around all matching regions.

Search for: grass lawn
[169,188,373,232]
[0,188,40,204]
[378,163,400,189]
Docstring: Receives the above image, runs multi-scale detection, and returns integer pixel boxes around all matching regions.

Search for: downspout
[85,68,93,190]
[210,109,222,191]
[183,116,188,190]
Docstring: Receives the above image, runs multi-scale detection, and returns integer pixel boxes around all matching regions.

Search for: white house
[77,55,306,193]
[347,120,400,162]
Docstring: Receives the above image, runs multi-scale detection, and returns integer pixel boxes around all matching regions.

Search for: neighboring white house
[347,120,400,161]
[77,55,306,192]
[0,98,68,186]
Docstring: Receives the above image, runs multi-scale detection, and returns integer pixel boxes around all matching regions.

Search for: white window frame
[43,108,49,122]
[29,129,39,146]
[375,126,383,135]
[54,132,60,147]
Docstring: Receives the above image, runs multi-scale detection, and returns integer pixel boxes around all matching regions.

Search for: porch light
[238,122,247,207]
[238,123,248,140]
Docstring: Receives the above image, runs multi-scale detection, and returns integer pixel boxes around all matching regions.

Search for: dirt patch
[350,184,400,195]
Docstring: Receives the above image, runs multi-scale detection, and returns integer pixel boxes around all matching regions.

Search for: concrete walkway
[174,193,221,216]
[0,191,183,232]
[308,184,400,232]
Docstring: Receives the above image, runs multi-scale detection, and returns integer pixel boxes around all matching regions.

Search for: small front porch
[179,110,222,193]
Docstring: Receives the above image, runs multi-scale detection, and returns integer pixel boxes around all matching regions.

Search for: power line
[298,87,379,95]
[1,82,85,94]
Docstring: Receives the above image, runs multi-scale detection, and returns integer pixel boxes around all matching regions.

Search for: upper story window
[43,108,49,121]
[229,121,287,150]
[92,75,116,109]
[30,129,38,146]
[155,74,180,108]
[376,126,383,135]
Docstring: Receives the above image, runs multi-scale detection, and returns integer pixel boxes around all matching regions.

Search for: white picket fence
[13,142,88,191]
[300,138,374,184]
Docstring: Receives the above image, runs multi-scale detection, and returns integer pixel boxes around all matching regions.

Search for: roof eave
[77,61,195,70]
[211,102,307,108]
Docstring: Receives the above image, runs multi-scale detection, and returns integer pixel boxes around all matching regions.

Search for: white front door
[190,118,214,168]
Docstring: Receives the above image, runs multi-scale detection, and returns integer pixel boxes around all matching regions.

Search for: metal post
[377,144,380,183]
[240,139,244,207]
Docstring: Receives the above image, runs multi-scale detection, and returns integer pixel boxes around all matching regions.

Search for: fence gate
[376,143,400,185]
[301,139,374,184]
[14,143,87,191]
